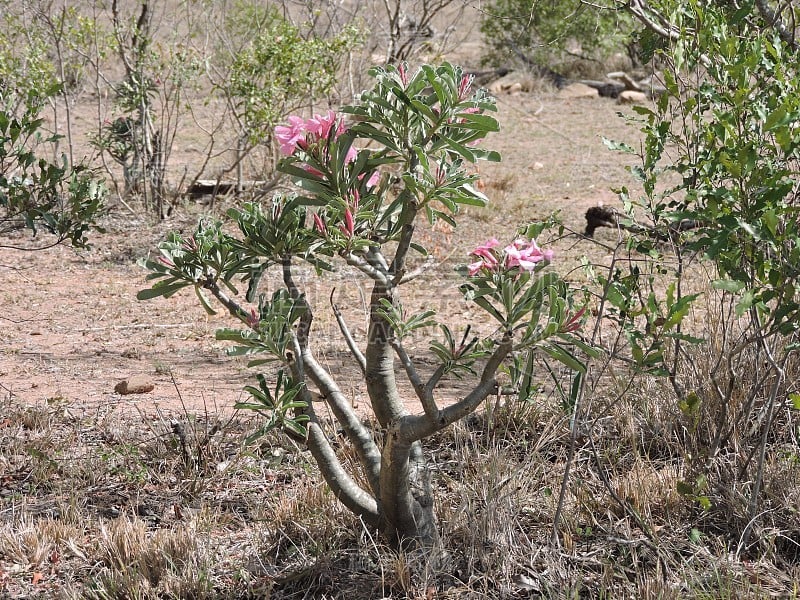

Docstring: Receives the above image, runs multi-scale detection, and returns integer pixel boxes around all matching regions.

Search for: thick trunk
[365,284,406,427]
[365,281,437,543]
[379,427,437,545]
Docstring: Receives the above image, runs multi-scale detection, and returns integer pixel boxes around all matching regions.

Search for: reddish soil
[0,91,643,418]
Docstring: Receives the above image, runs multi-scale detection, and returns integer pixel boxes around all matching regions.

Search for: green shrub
[480,0,636,75]
[1,87,105,250]
[220,2,363,146]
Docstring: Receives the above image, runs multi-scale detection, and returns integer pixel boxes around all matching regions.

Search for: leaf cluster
[0,93,105,249]
[223,4,362,143]
[631,1,800,335]
[285,63,500,250]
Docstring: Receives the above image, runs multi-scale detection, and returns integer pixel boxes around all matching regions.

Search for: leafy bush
[220,2,362,145]
[1,88,105,250]
[480,0,636,74]
[601,0,800,556]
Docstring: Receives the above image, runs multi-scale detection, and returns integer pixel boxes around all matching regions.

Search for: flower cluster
[468,237,554,276]
[275,111,378,188]
[275,110,351,158]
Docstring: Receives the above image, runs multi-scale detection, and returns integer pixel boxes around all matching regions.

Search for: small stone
[114,375,155,395]
[617,90,649,105]
[121,347,140,359]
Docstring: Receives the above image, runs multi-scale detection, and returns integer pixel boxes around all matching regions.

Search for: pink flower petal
[467,260,485,276]
[275,115,306,155]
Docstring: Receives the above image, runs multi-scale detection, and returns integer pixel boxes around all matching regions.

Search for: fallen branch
[584,206,698,239]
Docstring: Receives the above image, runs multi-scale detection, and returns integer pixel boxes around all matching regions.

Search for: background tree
[480,0,637,79]
[208,1,362,195]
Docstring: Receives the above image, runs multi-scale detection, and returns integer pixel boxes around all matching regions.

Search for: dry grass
[3,363,800,599]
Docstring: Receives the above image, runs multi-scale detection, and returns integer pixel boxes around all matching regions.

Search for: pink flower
[247,308,260,329]
[467,260,486,276]
[302,164,324,178]
[360,171,379,188]
[503,238,553,272]
[471,238,500,262]
[344,145,358,164]
[275,115,306,155]
[306,110,341,139]
[434,162,446,186]
[467,239,501,275]
[458,74,473,100]
[181,236,197,251]
[398,63,408,86]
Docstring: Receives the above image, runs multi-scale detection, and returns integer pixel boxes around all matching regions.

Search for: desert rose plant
[139,63,593,545]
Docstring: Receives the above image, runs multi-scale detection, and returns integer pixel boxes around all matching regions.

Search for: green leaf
[458,183,488,205]
[473,295,505,324]
[711,279,745,293]
[735,289,756,316]
[452,112,499,132]
[662,292,699,330]
[602,136,635,153]
[137,281,191,300]
[439,135,476,162]
[542,343,586,374]
[764,105,789,131]
[194,285,217,315]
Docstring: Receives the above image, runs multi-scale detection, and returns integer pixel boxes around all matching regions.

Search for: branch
[330,288,367,376]
[287,342,380,526]
[737,320,787,556]
[344,253,390,285]
[435,333,513,425]
[202,276,250,323]
[390,222,415,283]
[391,338,442,421]
[366,246,390,272]
[399,334,513,441]
[0,238,71,252]
[624,0,682,42]
[398,255,437,285]
[282,256,312,346]
[755,0,798,50]
[423,364,447,398]
[365,283,409,427]
[301,347,383,496]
